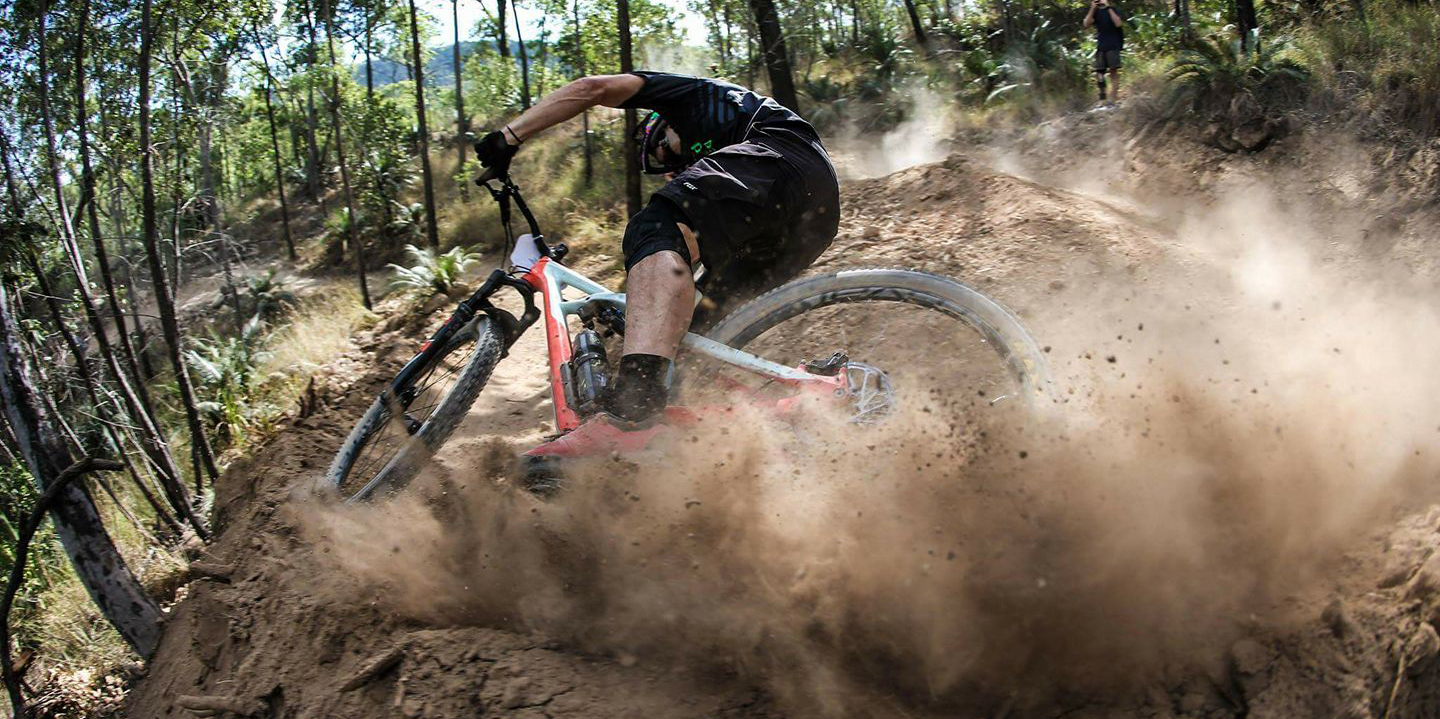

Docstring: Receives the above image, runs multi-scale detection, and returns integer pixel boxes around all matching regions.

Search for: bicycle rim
[327,318,501,501]
[699,269,1050,422]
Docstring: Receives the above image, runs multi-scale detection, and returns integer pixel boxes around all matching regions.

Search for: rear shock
[570,329,611,414]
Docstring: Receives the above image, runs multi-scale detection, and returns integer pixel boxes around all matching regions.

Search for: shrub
[1166,35,1309,150]
[244,269,298,322]
[186,316,268,443]
[386,243,483,295]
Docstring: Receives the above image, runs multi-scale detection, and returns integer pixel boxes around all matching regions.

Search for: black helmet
[634,111,688,174]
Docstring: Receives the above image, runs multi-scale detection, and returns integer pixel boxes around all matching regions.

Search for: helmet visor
[635,112,686,174]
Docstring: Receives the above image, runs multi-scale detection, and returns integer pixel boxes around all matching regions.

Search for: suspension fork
[388,269,541,402]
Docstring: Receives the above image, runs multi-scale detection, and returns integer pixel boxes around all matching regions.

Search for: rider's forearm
[1107,8,1123,24]
[504,75,641,144]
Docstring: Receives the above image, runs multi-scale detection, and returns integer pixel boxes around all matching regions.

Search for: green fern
[244,269,298,321]
[185,316,269,442]
[386,244,483,295]
[1166,35,1310,115]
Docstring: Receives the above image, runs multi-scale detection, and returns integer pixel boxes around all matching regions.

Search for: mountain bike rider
[474,71,841,456]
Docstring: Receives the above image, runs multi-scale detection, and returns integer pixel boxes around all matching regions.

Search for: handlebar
[476,173,566,263]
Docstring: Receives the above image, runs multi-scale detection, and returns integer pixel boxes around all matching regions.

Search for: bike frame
[518,255,845,433]
[386,177,846,438]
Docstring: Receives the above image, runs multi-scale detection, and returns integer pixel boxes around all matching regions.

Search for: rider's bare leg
[606,223,700,422]
[623,222,699,357]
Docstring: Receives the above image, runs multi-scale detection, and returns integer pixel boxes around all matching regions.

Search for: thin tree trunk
[408,0,442,249]
[304,0,323,202]
[195,58,243,334]
[322,0,374,310]
[747,0,800,111]
[617,0,641,215]
[0,283,162,660]
[139,0,223,504]
[168,15,187,297]
[365,9,375,101]
[573,0,592,187]
[453,0,469,189]
[534,14,549,97]
[497,0,510,56]
[254,28,298,261]
[513,0,532,109]
[850,0,859,45]
[901,0,929,47]
[289,94,306,170]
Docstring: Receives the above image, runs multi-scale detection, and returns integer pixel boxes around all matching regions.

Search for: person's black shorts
[1094,49,1122,72]
[643,134,840,327]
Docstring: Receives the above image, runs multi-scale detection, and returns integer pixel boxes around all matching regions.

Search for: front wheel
[703,269,1051,417]
[322,317,507,502]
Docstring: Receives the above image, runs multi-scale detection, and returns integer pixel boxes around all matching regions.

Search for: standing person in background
[1084,0,1125,103]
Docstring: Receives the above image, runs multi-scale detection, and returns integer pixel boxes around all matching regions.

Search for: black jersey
[617,71,822,160]
[1094,7,1124,50]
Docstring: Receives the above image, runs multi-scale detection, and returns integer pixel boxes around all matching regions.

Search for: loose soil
[123,114,1440,718]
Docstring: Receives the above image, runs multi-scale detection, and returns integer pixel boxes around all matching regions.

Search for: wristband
[505,125,523,145]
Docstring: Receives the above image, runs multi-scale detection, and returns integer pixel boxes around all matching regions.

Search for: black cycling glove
[474,130,518,181]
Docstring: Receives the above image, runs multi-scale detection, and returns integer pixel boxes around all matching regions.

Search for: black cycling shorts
[649,134,841,327]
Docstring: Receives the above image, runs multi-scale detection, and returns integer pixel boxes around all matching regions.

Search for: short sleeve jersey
[618,71,821,158]
[1094,8,1124,51]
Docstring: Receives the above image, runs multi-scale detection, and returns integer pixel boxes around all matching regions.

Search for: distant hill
[354,41,530,89]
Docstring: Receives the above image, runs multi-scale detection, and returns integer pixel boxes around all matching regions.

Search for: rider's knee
[623,198,693,272]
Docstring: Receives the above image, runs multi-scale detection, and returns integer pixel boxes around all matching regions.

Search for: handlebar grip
[476,166,504,185]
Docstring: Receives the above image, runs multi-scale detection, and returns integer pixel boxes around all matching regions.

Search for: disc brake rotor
[843,362,896,424]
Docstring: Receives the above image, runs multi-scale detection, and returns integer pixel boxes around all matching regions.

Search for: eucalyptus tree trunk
[452,0,469,187]
[513,0,533,110]
[254,32,298,261]
[617,0,641,215]
[0,283,162,659]
[497,0,510,56]
[408,0,442,249]
[746,0,800,112]
[140,0,222,508]
[321,0,373,310]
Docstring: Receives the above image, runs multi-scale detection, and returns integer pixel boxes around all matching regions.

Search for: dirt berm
[124,150,1440,719]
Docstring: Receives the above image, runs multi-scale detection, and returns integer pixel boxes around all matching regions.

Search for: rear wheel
[700,269,1050,419]
[322,317,506,502]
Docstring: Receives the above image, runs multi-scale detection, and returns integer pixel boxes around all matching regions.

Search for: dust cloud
[831,84,956,180]
[300,178,1440,716]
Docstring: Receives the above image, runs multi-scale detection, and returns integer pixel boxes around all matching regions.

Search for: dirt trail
[123,144,1440,718]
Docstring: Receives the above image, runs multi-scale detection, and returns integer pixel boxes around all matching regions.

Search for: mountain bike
[321,174,1052,502]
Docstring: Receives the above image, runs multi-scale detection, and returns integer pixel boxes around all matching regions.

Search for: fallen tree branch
[1,457,124,718]
[338,645,405,691]
[176,693,267,717]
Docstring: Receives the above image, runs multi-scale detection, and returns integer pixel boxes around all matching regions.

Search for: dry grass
[260,285,377,380]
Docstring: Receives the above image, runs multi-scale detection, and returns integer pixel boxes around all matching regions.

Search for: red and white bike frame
[517,254,847,433]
